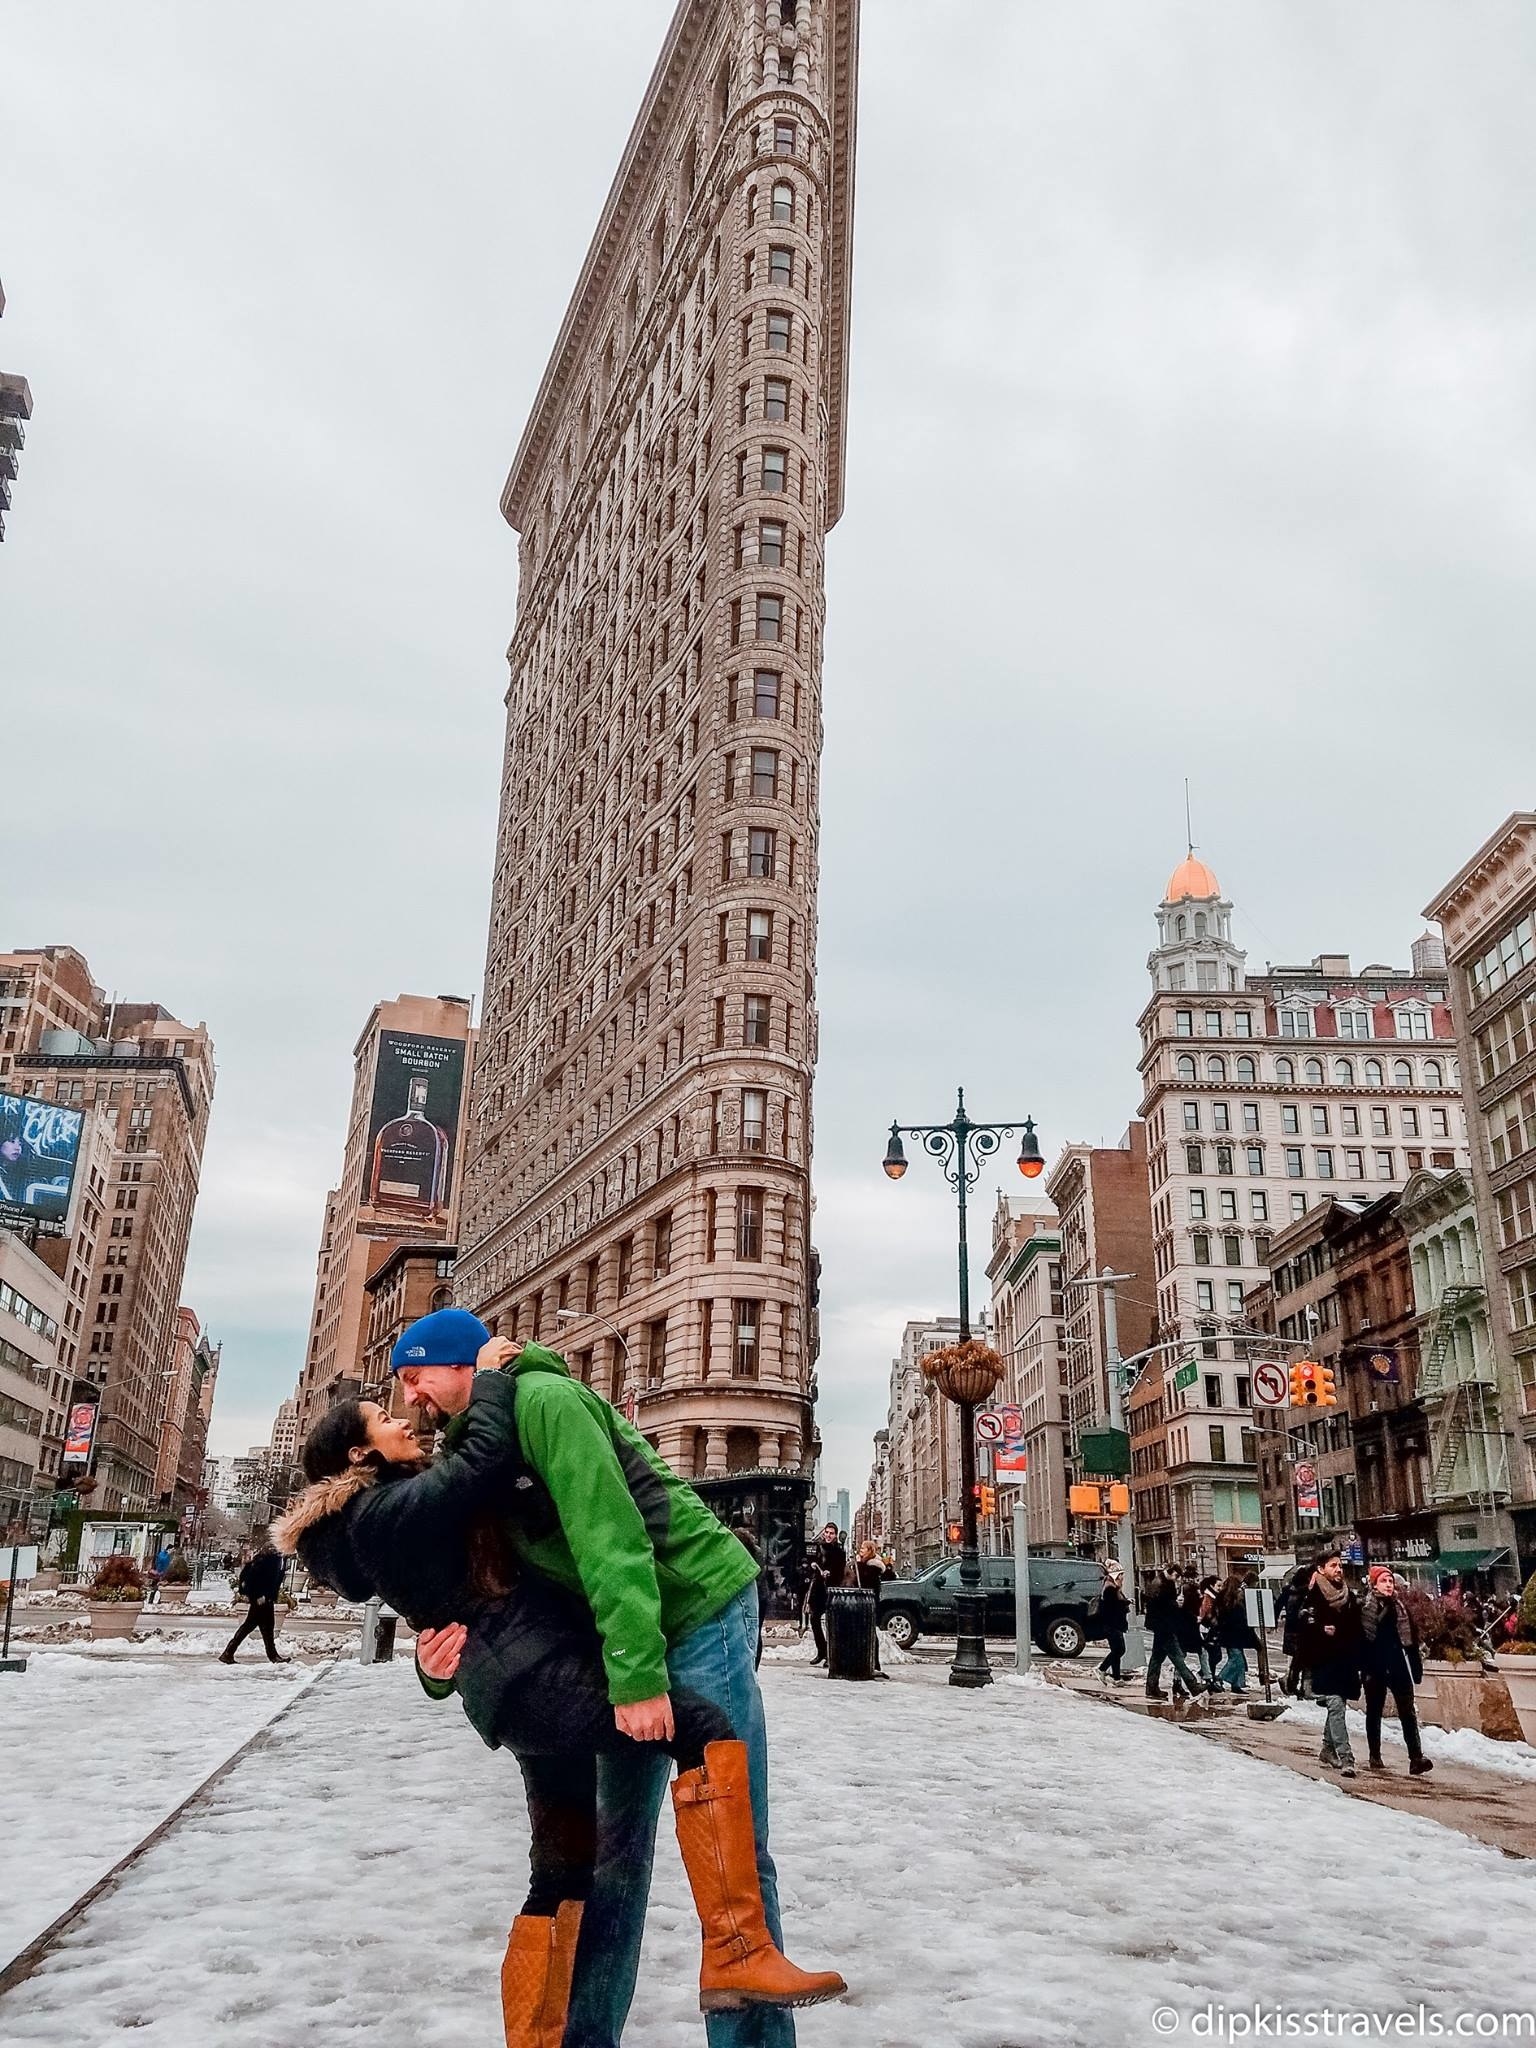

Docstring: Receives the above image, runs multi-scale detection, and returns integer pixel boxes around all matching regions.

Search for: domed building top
[1164,854,1221,903]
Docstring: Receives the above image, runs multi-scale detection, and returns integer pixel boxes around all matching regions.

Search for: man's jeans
[1318,1692,1355,1766]
[564,1584,792,2048]
[1146,1631,1201,1696]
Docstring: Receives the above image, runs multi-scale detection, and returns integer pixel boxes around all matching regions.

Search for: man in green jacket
[392,1307,796,2048]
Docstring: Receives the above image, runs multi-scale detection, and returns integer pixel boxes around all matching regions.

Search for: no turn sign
[1251,1361,1289,1409]
[975,1409,1006,1444]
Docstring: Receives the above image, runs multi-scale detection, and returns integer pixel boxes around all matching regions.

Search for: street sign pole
[1,1543,27,1674]
[1012,1500,1031,1678]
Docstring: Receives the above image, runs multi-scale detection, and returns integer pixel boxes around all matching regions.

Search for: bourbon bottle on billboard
[367,1074,448,1217]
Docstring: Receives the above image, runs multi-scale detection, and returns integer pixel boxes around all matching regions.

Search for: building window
[1425,1058,1444,1088]
[762,447,788,491]
[1279,1008,1313,1038]
[1214,1102,1231,1133]
[1209,1425,1228,1464]
[1224,1233,1243,1266]
[1241,1103,1260,1134]
[747,828,776,878]
[742,1089,767,1150]
[764,377,790,421]
[1183,1101,1201,1132]
[774,120,796,156]
[616,1236,634,1298]
[1189,1189,1207,1220]
[768,245,794,287]
[1312,1107,1330,1136]
[731,1299,762,1376]
[766,310,792,352]
[1315,1147,1335,1178]
[1291,1194,1307,1220]
[1236,1057,1257,1085]
[771,179,794,223]
[1364,1059,1384,1086]
[1345,1149,1365,1180]
[1197,1281,1215,1312]
[1204,1373,1223,1407]
[737,1188,764,1260]
[1175,1010,1193,1038]
[1227,1281,1245,1312]
[753,669,780,717]
[1185,1144,1203,1174]
[1336,1007,1372,1040]
[1244,1146,1262,1176]
[1375,1149,1395,1179]
[1342,1106,1360,1136]
[654,1211,672,1276]
[756,593,782,641]
[747,910,772,961]
[1370,1107,1389,1137]
[1207,1057,1227,1084]
[1177,1055,1197,1082]
[1282,1105,1300,1135]
[759,518,785,565]
[1275,1058,1295,1085]
[1430,1108,1449,1137]
[1395,1006,1431,1040]
[1250,1191,1268,1223]
[1192,1231,1211,1265]
[1285,1147,1304,1179]
[1215,1144,1234,1175]
[744,995,772,1046]
[1233,1012,1253,1037]
[1402,1107,1420,1138]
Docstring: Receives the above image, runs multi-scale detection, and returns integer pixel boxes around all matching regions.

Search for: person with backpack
[382,1308,840,2048]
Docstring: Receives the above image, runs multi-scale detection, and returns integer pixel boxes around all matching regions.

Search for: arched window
[1176,915,1187,940]
[1364,1059,1383,1087]
[1333,1058,1354,1084]
[1424,1059,1443,1088]
[1236,1056,1256,1085]
[1304,1057,1324,1086]
[1177,1055,1197,1083]
[1394,1059,1413,1088]
[1195,913,1208,937]
[1206,1056,1227,1083]
[1275,1058,1295,1085]
[771,180,795,225]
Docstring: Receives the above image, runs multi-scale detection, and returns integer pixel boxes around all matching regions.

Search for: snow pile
[1283,1696,1536,1782]
[52,1627,358,1659]
[13,1588,87,1609]
[4,1660,1535,2043]
[0,1654,314,1969]
[15,1616,91,1642]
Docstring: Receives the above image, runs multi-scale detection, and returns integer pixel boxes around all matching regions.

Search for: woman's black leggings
[503,1650,734,1916]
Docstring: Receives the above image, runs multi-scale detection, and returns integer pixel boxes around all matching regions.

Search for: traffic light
[1068,1482,1103,1517]
[1107,1483,1131,1517]
[1290,1360,1321,1407]
[946,1520,963,1545]
[1316,1363,1338,1408]
[979,1484,997,1516]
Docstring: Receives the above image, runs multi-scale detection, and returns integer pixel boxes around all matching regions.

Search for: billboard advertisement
[359,1031,465,1229]
[0,1090,84,1237]
[63,1394,99,1463]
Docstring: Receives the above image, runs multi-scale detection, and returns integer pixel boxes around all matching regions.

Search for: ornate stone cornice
[1424,813,1536,961]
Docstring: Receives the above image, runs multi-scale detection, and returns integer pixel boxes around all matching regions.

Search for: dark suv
[877,1556,1106,1658]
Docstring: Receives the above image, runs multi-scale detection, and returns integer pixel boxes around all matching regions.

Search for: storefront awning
[1435,1547,1510,1575]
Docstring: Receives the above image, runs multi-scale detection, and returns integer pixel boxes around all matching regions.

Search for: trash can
[825,1586,878,1679]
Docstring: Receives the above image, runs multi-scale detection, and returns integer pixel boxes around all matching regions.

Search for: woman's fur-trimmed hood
[271,1467,375,1555]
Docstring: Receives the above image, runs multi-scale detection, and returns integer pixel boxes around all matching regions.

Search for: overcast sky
[6,3,1535,1501]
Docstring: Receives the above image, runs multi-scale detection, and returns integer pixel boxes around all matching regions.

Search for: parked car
[877,1556,1107,1658]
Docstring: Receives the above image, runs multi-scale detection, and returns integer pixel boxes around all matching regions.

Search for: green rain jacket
[437,1344,759,1707]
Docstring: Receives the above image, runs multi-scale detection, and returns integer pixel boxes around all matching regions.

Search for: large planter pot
[30,1569,61,1593]
[307,1586,338,1609]
[157,1584,190,1607]
[88,1600,144,1641]
[1494,1654,1536,1746]
[1430,1659,1522,1742]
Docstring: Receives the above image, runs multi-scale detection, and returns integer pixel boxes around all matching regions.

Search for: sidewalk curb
[0,1662,331,1999]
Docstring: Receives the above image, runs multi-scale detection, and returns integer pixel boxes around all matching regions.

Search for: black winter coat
[806,1541,847,1614]
[1175,1586,1205,1652]
[1214,1596,1258,1652]
[274,1375,596,1749]
[1295,1585,1364,1700]
[1099,1583,1130,1635]
[1144,1578,1181,1639]
[237,1550,284,1602]
[1362,1590,1423,1689]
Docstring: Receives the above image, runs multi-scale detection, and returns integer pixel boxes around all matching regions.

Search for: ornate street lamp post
[883,1088,1044,1688]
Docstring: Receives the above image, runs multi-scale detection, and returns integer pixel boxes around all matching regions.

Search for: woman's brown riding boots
[500,1898,582,2048]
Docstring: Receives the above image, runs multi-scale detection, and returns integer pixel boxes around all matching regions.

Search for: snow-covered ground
[1282,1693,1536,1782]
[0,1654,316,1968]
[3,1659,1535,2045]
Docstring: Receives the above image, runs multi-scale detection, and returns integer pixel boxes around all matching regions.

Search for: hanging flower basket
[922,1340,1005,1407]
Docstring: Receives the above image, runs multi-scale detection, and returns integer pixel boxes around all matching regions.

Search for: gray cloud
[6,4,1534,1487]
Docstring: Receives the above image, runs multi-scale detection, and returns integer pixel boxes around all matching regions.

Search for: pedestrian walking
[1212,1572,1258,1693]
[145,1543,171,1606]
[218,1545,289,1664]
[804,1523,846,1667]
[1275,1561,1314,1696]
[1295,1552,1364,1777]
[1361,1566,1433,1778]
[1143,1569,1202,1699]
[852,1538,893,1673]
[1096,1563,1131,1683]
[1177,1574,1215,1688]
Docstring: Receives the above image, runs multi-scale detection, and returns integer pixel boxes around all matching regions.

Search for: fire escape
[1416,1282,1510,1507]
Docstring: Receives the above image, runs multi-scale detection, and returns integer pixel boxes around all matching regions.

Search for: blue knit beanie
[390,1307,491,1372]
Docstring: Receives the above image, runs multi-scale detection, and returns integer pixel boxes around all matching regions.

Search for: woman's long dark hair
[302,1400,373,1484]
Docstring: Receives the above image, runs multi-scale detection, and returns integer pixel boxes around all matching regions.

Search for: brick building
[1426,813,1536,1580]
[455,0,860,1547]
[3,950,216,1513]
[1140,852,1468,1572]
[986,1195,1068,1551]
[292,994,474,1444]
[360,1243,458,1403]
[1046,1128,1155,1559]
